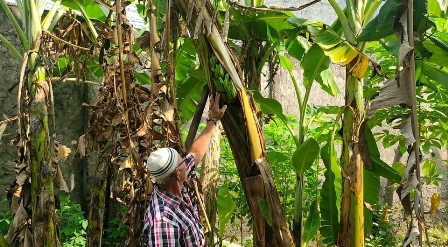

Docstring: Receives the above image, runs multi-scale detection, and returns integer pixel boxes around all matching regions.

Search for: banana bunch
[210,56,237,103]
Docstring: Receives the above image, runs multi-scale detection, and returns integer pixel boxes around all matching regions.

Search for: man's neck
[160,181,183,199]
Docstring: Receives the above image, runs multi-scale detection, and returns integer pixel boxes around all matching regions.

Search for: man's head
[146,148,186,185]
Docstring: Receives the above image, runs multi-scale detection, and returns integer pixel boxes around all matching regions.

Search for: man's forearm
[189,120,217,162]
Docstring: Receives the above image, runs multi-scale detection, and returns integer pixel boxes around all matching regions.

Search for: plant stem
[74,0,98,39]
[328,0,355,43]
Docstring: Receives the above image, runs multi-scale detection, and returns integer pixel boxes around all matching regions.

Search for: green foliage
[292,138,320,176]
[422,159,445,186]
[0,200,12,236]
[365,204,400,247]
[302,200,319,244]
[57,196,88,247]
[103,205,127,244]
[217,185,237,236]
[54,196,125,246]
[319,140,341,246]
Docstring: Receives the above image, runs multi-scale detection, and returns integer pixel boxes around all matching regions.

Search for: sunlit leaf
[61,0,107,21]
[279,54,293,71]
[422,61,448,90]
[251,90,288,124]
[217,185,236,235]
[302,44,330,88]
[316,68,340,96]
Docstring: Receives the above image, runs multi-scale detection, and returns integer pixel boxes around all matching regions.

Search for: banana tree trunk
[200,124,222,246]
[86,148,111,247]
[26,1,59,241]
[177,2,293,246]
[337,71,364,247]
[29,62,59,247]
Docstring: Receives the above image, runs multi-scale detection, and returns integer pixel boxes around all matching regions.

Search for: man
[143,93,227,246]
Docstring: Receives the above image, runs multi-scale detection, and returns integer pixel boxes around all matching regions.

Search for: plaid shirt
[143,154,205,247]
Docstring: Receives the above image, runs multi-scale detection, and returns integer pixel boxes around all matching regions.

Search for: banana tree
[0,0,67,245]
[0,0,102,245]
[177,0,294,246]
[359,0,448,245]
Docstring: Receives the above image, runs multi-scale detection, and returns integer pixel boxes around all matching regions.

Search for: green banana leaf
[364,122,402,183]
[286,18,369,79]
[358,0,433,42]
[291,138,320,176]
[176,38,198,81]
[422,40,448,67]
[251,90,289,125]
[303,200,320,244]
[428,0,447,17]
[301,44,331,89]
[177,70,206,124]
[217,185,237,236]
[363,170,380,235]
[228,8,295,40]
[422,61,448,90]
[60,0,107,21]
[316,68,340,97]
[320,141,341,246]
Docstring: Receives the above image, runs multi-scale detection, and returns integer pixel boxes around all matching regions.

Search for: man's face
[175,153,188,182]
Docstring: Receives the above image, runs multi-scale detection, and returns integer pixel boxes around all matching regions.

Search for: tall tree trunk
[337,71,364,247]
[176,1,294,246]
[86,148,111,247]
[27,15,59,246]
[200,124,221,246]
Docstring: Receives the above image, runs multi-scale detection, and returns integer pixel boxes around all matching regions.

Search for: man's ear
[174,169,181,180]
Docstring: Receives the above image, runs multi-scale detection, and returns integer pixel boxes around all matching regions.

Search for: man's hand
[209,93,227,122]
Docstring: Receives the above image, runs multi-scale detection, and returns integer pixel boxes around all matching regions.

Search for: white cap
[146,148,179,181]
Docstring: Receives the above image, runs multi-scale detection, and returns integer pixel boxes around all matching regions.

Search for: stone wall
[0,4,21,210]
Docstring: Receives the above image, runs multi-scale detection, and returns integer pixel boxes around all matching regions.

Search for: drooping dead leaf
[369,67,412,114]
[396,117,416,146]
[403,220,420,247]
[8,186,22,214]
[6,203,29,243]
[430,193,441,214]
[400,173,418,200]
[16,172,29,186]
[348,53,369,80]
[54,165,69,192]
[413,189,423,215]
[403,149,416,177]
[119,156,134,171]
[24,227,32,247]
[398,43,413,69]
[76,134,87,157]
